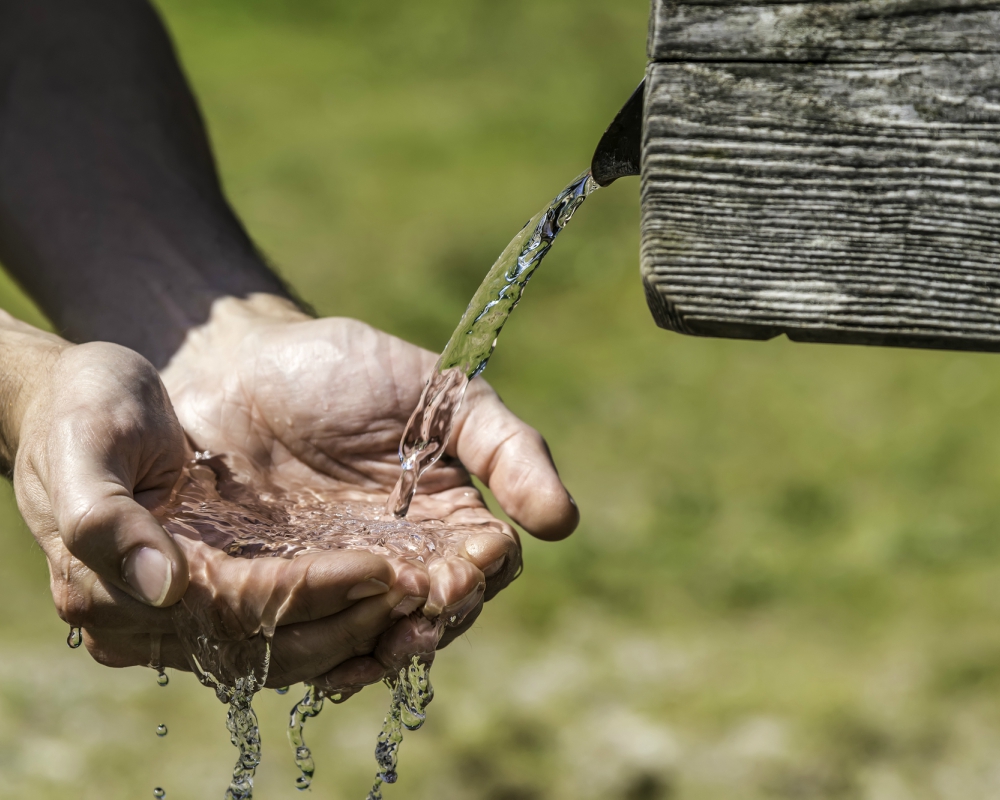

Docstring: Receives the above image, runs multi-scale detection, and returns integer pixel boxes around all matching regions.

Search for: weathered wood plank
[640,56,1000,351]
[649,0,1000,63]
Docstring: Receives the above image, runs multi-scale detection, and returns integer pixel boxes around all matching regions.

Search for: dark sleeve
[0,0,297,366]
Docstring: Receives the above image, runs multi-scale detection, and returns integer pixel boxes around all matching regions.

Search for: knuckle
[49,568,99,627]
[53,593,96,628]
[60,498,111,556]
[332,620,378,658]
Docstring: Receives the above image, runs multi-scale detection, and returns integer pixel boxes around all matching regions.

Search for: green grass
[2,1,1000,798]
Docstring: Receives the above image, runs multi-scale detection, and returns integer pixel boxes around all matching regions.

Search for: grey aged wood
[640,0,1000,351]
[649,0,1000,63]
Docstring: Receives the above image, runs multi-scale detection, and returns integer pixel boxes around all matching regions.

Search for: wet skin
[0,0,573,700]
[1,295,578,695]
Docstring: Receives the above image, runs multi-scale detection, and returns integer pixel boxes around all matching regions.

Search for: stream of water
[386,170,598,517]
[115,169,599,799]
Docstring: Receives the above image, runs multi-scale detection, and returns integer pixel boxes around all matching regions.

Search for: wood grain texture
[649,0,1000,63]
[640,56,1000,351]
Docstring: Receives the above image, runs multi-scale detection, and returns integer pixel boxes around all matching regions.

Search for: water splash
[367,657,435,800]
[386,171,598,518]
[67,626,82,649]
[288,685,326,791]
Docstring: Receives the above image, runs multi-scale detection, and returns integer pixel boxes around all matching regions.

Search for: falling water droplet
[156,670,169,687]
[153,789,166,799]
[67,627,83,649]
[275,686,289,695]
[156,724,168,737]
[288,685,324,790]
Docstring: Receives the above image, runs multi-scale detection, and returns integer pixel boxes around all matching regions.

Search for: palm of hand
[162,310,530,685]
[165,314,512,532]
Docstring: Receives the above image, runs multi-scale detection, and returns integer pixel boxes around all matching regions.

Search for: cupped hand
[161,294,579,692]
[5,329,420,688]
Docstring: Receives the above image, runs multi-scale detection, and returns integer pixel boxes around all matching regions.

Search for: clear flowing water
[288,685,325,790]
[386,171,598,517]
[146,169,596,799]
[367,656,435,800]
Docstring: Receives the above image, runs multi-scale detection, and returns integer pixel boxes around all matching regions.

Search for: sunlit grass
[2,0,1000,798]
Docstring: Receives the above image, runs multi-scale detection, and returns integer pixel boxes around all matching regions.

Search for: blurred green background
[3,1,1000,798]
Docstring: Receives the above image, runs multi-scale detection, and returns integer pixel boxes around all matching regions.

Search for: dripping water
[367,656,435,800]
[67,626,82,649]
[287,685,326,791]
[171,626,272,800]
[213,665,268,800]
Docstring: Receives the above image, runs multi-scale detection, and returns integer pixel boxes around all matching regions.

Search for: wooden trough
[639,0,1000,352]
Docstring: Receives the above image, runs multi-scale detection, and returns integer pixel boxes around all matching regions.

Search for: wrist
[160,293,311,395]
[0,312,71,471]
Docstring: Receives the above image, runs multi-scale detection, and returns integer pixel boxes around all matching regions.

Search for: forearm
[0,312,68,472]
[0,0,296,368]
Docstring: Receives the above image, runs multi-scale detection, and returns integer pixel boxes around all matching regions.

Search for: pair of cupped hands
[8,294,577,697]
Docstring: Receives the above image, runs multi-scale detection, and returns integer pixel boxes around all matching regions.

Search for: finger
[424,557,485,621]
[373,615,443,673]
[83,579,413,683]
[461,531,522,599]
[438,601,484,649]
[50,554,176,633]
[312,656,386,698]
[175,537,401,632]
[28,346,191,608]
[52,476,188,608]
[80,629,191,671]
[266,584,415,687]
[449,379,578,541]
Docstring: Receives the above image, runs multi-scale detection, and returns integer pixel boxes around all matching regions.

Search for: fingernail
[390,595,426,619]
[483,556,506,577]
[346,579,390,601]
[123,547,172,607]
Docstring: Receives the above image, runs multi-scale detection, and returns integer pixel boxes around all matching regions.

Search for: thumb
[18,342,190,608]
[61,491,189,607]
[450,378,578,541]
[47,448,189,607]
